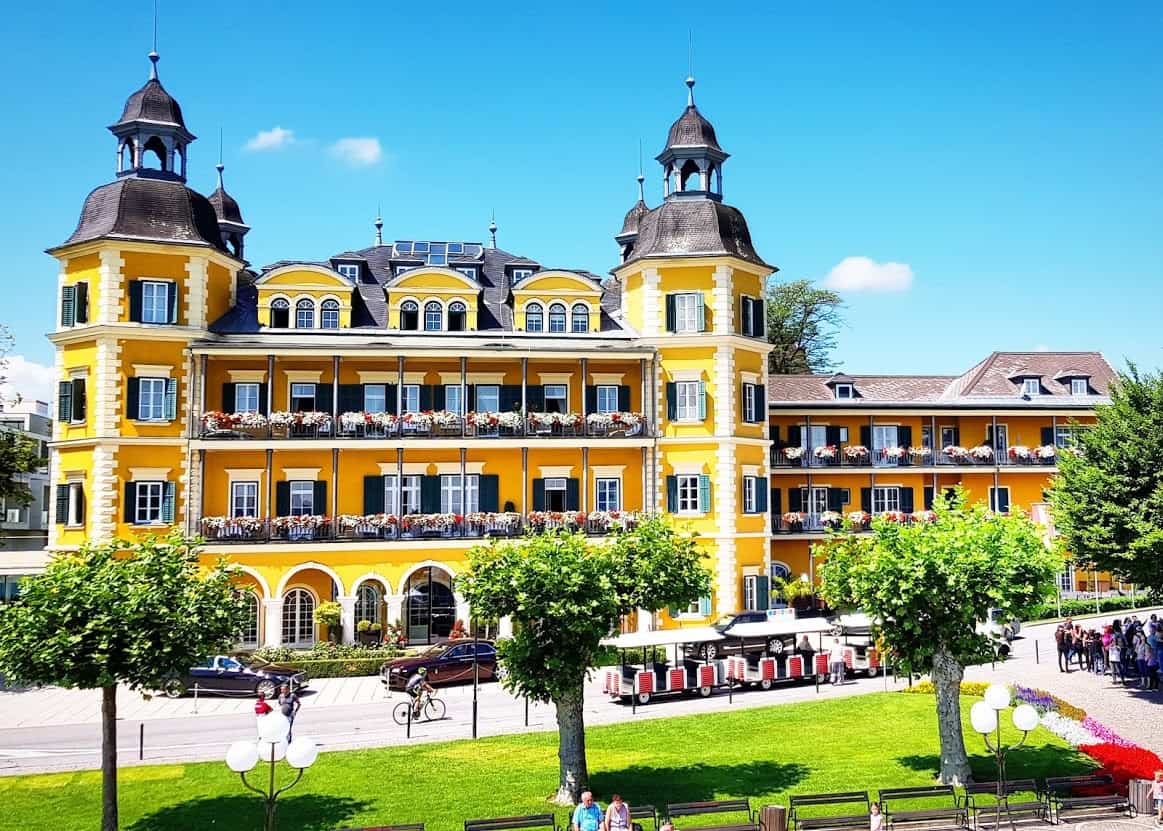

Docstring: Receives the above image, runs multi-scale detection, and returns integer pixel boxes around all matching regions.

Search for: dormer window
[834,384,855,400]
[512,268,533,281]
[448,301,467,332]
[424,301,443,331]
[400,300,419,331]
[1070,378,1088,395]
[395,265,413,276]
[548,303,567,333]
[295,299,315,329]
[456,266,478,280]
[270,298,289,329]
[1022,378,1040,396]
[336,264,360,281]
[526,303,544,332]
[320,299,340,329]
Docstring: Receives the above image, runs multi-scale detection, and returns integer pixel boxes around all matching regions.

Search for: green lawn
[0,692,1095,831]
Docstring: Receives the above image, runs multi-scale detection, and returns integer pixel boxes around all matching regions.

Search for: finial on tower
[149,0,160,79]
[216,128,225,188]
[489,211,498,248]
[374,206,384,246]
[686,30,695,106]
[636,139,645,202]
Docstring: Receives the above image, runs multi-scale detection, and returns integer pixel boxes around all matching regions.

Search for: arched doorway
[282,588,316,647]
[241,592,261,648]
[403,566,455,644]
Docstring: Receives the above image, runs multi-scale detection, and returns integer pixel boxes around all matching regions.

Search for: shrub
[357,620,371,633]
[314,601,342,627]
[1025,595,1154,622]
[278,658,386,679]
[902,680,989,696]
[250,642,403,664]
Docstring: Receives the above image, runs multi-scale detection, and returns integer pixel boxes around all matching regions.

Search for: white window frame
[989,486,1011,514]
[141,280,170,324]
[801,486,828,516]
[544,383,568,413]
[743,476,757,513]
[290,383,316,412]
[1022,378,1040,396]
[675,381,700,422]
[289,481,314,516]
[440,474,480,514]
[320,299,340,329]
[511,268,533,281]
[336,264,360,280]
[241,592,260,646]
[364,384,387,413]
[674,293,701,333]
[743,384,758,423]
[570,304,589,333]
[595,385,619,414]
[872,424,899,451]
[595,477,621,512]
[295,299,315,329]
[236,383,260,414]
[423,301,443,331]
[543,476,567,512]
[1055,425,1081,448]
[135,481,163,525]
[525,303,544,332]
[834,384,855,400]
[231,481,259,518]
[871,486,900,514]
[455,266,478,280]
[138,377,166,421]
[475,385,499,413]
[384,474,422,515]
[65,482,84,527]
[401,385,420,413]
[677,474,700,514]
[445,384,464,415]
[1070,378,1087,395]
[548,303,567,333]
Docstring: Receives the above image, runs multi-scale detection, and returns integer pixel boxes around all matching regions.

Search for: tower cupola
[656,76,728,202]
[109,52,196,182]
[208,161,249,259]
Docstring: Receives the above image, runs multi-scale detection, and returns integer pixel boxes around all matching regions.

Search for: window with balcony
[476,385,499,412]
[444,384,463,415]
[872,425,899,452]
[544,384,568,414]
[290,383,316,411]
[440,474,480,513]
[526,303,544,332]
[871,486,900,514]
[595,478,621,512]
[236,383,260,414]
[231,482,259,518]
[288,481,315,515]
[364,384,387,413]
[402,385,420,413]
[384,475,421,515]
[595,385,618,414]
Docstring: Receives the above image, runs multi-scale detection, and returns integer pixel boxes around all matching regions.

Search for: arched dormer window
[526,302,544,333]
[571,303,589,333]
[270,298,290,329]
[320,299,340,329]
[423,301,443,332]
[448,301,467,332]
[548,303,567,333]
[400,300,419,330]
[295,299,315,329]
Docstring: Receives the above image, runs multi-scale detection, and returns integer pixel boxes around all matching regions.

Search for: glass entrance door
[404,567,455,644]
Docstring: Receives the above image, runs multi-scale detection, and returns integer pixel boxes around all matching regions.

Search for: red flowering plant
[1078,743,1163,789]
[449,619,470,640]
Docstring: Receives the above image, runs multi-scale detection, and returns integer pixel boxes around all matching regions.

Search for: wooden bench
[788,792,871,830]
[1044,774,1131,823]
[960,780,1047,829]
[666,799,758,831]
[630,804,658,831]
[878,786,967,830]
[465,814,558,831]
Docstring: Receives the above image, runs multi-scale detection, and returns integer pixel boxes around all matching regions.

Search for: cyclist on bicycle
[405,667,435,717]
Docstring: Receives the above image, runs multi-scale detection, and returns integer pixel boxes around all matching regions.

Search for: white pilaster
[90,444,118,542]
[714,342,739,614]
[712,265,734,336]
[386,593,404,628]
[455,592,470,628]
[93,336,122,437]
[184,255,208,329]
[641,268,662,337]
[263,599,285,647]
[96,249,125,324]
[337,595,357,645]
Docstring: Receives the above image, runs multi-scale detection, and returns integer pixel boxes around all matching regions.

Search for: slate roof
[664,105,723,152]
[56,177,226,252]
[768,352,1116,407]
[625,199,770,269]
[619,199,650,236]
[113,77,187,131]
[208,186,244,225]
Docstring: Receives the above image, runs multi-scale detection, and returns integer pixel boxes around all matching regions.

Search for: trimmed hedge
[1027,595,1152,622]
[280,658,386,679]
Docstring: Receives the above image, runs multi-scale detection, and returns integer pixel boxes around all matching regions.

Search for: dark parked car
[381,640,501,690]
[161,655,309,698]
[681,611,778,660]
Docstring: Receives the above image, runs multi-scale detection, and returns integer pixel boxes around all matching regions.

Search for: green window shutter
[860,487,872,512]
[697,381,707,421]
[499,385,522,412]
[827,488,843,512]
[383,384,397,415]
[222,382,237,412]
[125,378,141,419]
[1041,427,1054,446]
[525,385,544,412]
[313,481,327,515]
[420,476,440,513]
[923,486,934,511]
[756,384,766,418]
[665,476,677,512]
[418,385,433,411]
[664,294,676,332]
[315,384,333,415]
[898,425,913,448]
[72,378,86,422]
[128,280,143,322]
[755,575,770,610]
[752,298,764,339]
[123,482,137,523]
[788,488,802,512]
[698,474,711,513]
[275,482,290,516]
[695,293,706,332]
[584,387,597,414]
[771,488,781,516]
[433,385,446,411]
[75,283,89,323]
[167,282,179,324]
[60,285,75,327]
[57,381,72,423]
[565,478,580,512]
[55,487,70,524]
[756,483,768,514]
[480,475,500,512]
[698,596,712,616]
[161,482,176,524]
[76,487,85,525]
[531,478,546,512]
[899,487,915,513]
[164,378,177,421]
[363,475,385,514]
[618,385,631,411]
[665,382,677,421]
[739,296,750,336]
[338,384,363,413]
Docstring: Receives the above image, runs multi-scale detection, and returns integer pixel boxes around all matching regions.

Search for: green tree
[1049,365,1163,594]
[815,492,1058,784]
[765,279,845,374]
[459,516,710,804]
[0,324,41,511]
[0,532,249,831]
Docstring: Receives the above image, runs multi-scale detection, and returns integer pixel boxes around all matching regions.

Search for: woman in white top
[606,794,631,831]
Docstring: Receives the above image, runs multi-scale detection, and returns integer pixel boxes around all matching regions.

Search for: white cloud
[822,256,914,292]
[1,355,55,409]
[245,126,295,152]
[329,137,383,167]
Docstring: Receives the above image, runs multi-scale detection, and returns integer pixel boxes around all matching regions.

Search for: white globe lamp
[983,683,1011,710]
[1012,703,1040,733]
[970,701,998,734]
[225,740,259,773]
[256,739,287,763]
[285,738,319,770]
[257,712,290,741]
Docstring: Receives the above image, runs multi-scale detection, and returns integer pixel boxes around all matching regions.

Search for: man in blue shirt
[572,791,604,831]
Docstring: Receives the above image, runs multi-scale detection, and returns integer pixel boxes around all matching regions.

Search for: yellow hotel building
[41,52,1113,648]
[44,56,773,647]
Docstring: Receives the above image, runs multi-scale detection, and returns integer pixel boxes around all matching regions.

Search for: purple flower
[1081,716,1136,748]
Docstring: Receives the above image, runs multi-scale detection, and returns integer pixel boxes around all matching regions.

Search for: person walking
[1135,633,1151,688]
[1056,623,1072,673]
[278,683,301,742]
[1109,635,1125,686]
[828,638,846,685]
[605,794,631,831]
[572,791,604,831]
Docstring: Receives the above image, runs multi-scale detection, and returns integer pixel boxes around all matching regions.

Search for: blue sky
[1,2,1160,402]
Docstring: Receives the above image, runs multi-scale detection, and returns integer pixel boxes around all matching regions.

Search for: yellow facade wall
[121,251,191,325]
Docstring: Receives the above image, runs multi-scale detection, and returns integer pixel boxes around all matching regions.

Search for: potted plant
[314,601,342,643]
[356,618,379,645]
[782,511,805,532]
[773,576,816,613]
[449,619,469,640]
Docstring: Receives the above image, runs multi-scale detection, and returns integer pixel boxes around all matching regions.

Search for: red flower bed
[1078,742,1163,789]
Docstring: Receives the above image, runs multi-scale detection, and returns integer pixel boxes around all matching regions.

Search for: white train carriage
[833,613,883,677]
[719,617,838,687]
[600,627,726,705]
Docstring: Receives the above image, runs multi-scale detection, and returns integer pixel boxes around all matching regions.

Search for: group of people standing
[1055,613,1161,690]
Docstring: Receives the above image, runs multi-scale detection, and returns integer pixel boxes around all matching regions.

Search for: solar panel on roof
[431,254,446,265]
[431,243,446,254]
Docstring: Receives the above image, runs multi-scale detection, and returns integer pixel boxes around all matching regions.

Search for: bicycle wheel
[424,697,446,721]
[392,701,412,726]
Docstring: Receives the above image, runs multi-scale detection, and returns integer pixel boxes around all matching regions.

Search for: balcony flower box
[465,511,522,537]
[201,411,269,437]
[526,511,585,532]
[585,412,644,437]
[468,411,501,436]
[942,445,971,461]
[843,445,869,462]
[969,445,994,462]
[200,515,265,541]
[820,510,843,530]
[908,445,932,459]
[846,510,871,531]
[337,513,398,538]
[497,410,524,434]
[881,446,908,462]
[879,510,907,523]
[271,515,330,541]
[910,510,937,522]
[783,446,804,462]
[401,513,462,537]
[399,410,433,435]
[586,510,639,533]
[1036,444,1057,462]
[813,444,838,460]
[1008,445,1034,463]
[528,412,584,436]
[431,410,462,436]
[782,511,805,531]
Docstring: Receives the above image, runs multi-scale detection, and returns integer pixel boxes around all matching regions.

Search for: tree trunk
[931,647,972,785]
[552,685,588,805]
[101,684,118,831]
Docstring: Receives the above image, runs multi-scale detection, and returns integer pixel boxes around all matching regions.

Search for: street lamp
[226,713,319,831]
[970,684,1040,830]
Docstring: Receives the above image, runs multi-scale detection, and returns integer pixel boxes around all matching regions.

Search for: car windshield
[219,657,243,671]
[421,644,451,657]
[989,609,1004,622]
[714,615,739,629]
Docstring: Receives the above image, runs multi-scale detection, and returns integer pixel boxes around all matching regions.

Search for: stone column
[337,595,357,645]
[263,599,285,647]
[498,616,514,639]
[455,592,470,628]
[636,608,653,634]
[386,593,404,628]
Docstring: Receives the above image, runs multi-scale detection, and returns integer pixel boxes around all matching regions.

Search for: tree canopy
[0,325,42,511]
[815,492,1059,783]
[765,279,845,374]
[459,516,710,803]
[1049,365,1163,594]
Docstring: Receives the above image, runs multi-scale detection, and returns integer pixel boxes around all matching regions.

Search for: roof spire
[489,210,497,248]
[636,139,645,202]
[686,31,695,107]
[215,127,225,189]
[149,0,159,79]
[374,205,383,246]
